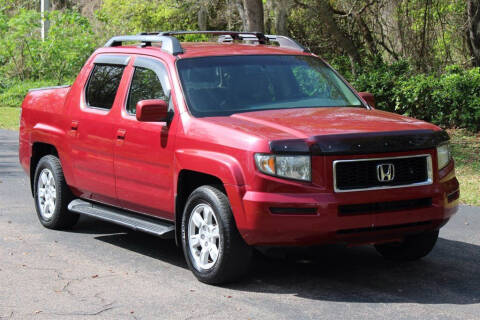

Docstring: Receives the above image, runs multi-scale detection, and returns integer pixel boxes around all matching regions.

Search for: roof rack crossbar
[158,30,268,44]
[217,33,307,52]
[104,35,184,55]
[104,31,308,55]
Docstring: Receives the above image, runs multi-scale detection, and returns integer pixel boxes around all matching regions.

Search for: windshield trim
[175,54,369,118]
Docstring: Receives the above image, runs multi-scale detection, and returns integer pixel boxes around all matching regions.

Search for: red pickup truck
[19,31,459,284]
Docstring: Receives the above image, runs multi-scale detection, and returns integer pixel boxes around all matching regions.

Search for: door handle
[117,129,127,140]
[71,120,79,130]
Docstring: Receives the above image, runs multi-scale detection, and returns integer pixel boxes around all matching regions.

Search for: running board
[68,199,175,239]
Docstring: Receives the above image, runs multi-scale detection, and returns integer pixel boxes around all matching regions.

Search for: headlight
[437,142,452,170]
[255,154,311,181]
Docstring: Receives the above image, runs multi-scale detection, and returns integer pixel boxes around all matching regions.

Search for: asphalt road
[0,129,479,320]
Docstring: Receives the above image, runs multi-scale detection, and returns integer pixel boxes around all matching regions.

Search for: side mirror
[358,92,376,108]
[136,99,169,122]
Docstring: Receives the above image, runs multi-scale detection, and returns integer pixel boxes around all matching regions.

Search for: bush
[96,0,198,35]
[352,60,411,112]
[434,67,480,131]
[39,10,97,81]
[352,62,480,132]
[0,9,42,80]
[0,79,61,108]
[0,9,97,82]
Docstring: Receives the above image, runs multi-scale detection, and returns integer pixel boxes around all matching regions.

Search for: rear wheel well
[175,170,225,245]
[30,143,59,195]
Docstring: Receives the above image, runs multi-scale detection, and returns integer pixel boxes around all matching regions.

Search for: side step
[68,199,175,239]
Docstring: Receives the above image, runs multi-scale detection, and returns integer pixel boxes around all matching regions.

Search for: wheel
[33,155,79,229]
[181,185,252,284]
[375,230,439,261]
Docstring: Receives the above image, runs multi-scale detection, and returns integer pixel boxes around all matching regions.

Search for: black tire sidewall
[181,186,252,284]
[182,190,226,279]
[33,155,76,229]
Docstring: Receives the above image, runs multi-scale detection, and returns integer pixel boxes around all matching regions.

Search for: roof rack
[217,33,307,52]
[159,30,269,44]
[104,31,308,55]
[104,35,184,55]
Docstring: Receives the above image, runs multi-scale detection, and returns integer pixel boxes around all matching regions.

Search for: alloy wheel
[187,203,221,270]
[37,168,57,220]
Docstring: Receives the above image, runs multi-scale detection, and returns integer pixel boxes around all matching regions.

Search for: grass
[0,107,20,130]
[448,129,480,206]
[0,107,478,205]
[0,79,60,129]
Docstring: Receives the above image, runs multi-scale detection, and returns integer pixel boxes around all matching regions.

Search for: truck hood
[203,107,440,141]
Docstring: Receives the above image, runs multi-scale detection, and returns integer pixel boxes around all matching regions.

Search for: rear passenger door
[114,56,177,220]
[68,55,129,205]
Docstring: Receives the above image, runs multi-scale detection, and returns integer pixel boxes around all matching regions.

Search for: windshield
[177,55,363,117]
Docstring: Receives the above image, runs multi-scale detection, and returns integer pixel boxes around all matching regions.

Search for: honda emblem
[377,163,395,182]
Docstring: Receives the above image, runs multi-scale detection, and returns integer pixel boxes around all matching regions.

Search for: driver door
[114,56,177,220]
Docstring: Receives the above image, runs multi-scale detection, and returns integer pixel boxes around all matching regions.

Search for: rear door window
[85,64,125,109]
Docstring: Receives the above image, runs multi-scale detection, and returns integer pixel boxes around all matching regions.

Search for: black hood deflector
[269,130,449,155]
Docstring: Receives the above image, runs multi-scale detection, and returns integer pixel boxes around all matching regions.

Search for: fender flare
[174,149,246,186]
[173,149,249,245]
[29,123,75,190]
[31,123,65,147]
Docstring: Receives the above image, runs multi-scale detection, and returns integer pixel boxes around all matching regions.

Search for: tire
[33,155,79,229]
[181,185,252,284]
[375,230,439,261]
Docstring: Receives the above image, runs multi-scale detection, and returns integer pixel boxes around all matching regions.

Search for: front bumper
[226,164,459,246]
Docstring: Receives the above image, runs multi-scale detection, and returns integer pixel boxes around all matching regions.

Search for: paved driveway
[0,129,479,319]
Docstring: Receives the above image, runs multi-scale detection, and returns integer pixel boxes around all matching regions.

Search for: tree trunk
[264,0,274,34]
[242,0,264,32]
[198,6,208,30]
[275,0,291,35]
[235,0,248,31]
[353,14,378,57]
[467,0,480,67]
[51,0,71,9]
[315,0,361,75]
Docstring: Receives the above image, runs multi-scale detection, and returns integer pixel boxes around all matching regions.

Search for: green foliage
[0,79,63,108]
[0,9,42,80]
[352,62,480,132]
[430,67,480,131]
[0,0,478,134]
[0,9,97,82]
[393,67,480,131]
[96,0,198,35]
[351,60,411,111]
[40,10,97,81]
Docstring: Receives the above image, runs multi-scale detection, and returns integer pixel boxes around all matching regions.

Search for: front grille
[334,155,431,192]
[338,198,432,216]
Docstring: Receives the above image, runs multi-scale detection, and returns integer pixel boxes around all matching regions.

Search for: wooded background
[1,0,480,131]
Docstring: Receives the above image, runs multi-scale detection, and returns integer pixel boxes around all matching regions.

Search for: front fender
[174,149,246,186]
[174,149,250,232]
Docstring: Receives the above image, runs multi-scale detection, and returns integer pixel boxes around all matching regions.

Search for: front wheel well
[175,170,225,245]
[30,143,59,195]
